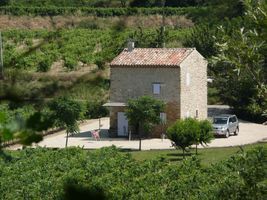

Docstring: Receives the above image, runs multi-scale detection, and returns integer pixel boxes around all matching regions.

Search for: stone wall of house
[109,67,181,138]
[151,101,181,137]
[110,67,181,103]
[180,50,208,120]
[108,101,181,138]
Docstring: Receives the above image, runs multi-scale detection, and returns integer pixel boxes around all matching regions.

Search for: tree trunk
[65,131,69,148]
[138,122,142,151]
[139,137,142,151]
[196,144,198,155]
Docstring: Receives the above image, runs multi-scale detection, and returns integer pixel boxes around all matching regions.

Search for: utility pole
[0,32,3,79]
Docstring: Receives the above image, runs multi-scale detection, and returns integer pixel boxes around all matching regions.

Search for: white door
[117,112,128,137]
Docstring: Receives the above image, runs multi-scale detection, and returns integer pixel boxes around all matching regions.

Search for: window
[160,113,167,124]
[153,83,161,94]
[195,110,199,118]
[186,72,190,86]
[230,116,237,123]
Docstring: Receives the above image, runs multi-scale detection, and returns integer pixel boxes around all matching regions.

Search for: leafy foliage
[0,146,266,199]
[198,119,213,146]
[167,118,199,157]
[2,29,128,71]
[126,96,165,150]
[49,97,84,147]
[130,0,204,7]
[211,0,267,122]
[0,104,43,149]
[183,0,267,122]
[167,118,213,156]
[126,96,165,135]
[2,28,188,72]
[0,5,205,17]
[84,101,109,119]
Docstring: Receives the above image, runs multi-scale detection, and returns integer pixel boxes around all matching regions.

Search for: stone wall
[151,101,181,137]
[109,101,180,138]
[110,67,181,103]
[180,50,208,119]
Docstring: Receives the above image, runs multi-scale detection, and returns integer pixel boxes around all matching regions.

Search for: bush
[167,118,214,156]
[64,56,77,70]
[167,118,199,157]
[0,6,202,17]
[84,101,109,119]
[37,57,53,72]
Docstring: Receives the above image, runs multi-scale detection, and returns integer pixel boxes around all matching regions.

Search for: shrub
[37,57,53,72]
[64,56,77,70]
[84,101,109,119]
[167,118,199,158]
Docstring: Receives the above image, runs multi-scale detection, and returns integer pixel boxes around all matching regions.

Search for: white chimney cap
[127,41,135,52]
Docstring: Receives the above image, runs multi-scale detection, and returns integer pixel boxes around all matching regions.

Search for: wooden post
[129,130,131,141]
[139,137,142,151]
[65,131,69,148]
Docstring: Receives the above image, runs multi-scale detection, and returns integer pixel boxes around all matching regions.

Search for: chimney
[127,40,134,52]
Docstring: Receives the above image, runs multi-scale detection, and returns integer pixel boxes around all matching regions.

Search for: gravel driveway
[8,117,267,151]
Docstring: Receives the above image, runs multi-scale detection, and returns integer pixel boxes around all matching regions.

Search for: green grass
[129,142,267,166]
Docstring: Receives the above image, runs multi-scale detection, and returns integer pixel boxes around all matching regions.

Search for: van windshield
[213,117,228,124]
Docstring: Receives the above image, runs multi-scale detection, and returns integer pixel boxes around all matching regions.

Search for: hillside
[0,0,266,124]
[0,8,193,105]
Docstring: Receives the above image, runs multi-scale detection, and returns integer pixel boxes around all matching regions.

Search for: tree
[167,118,199,158]
[0,110,43,152]
[125,96,165,151]
[49,97,84,147]
[120,0,127,7]
[195,119,213,154]
[211,0,267,122]
[0,0,9,6]
[26,109,55,132]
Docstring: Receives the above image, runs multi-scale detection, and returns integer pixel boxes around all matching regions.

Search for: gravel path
[8,117,267,151]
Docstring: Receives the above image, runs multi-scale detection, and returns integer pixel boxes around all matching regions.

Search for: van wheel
[225,130,230,138]
[234,127,239,136]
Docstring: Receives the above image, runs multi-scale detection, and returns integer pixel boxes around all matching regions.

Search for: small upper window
[153,83,161,94]
[195,110,199,118]
[186,73,190,86]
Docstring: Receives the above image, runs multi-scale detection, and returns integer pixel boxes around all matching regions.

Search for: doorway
[117,112,128,137]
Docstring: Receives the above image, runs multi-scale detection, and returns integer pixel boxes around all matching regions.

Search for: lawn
[129,142,267,166]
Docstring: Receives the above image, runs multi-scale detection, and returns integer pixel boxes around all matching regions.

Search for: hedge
[0,6,208,17]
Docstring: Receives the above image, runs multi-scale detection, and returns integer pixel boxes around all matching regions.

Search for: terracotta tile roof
[110,48,195,67]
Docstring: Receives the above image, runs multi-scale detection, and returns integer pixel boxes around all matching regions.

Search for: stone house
[104,44,207,137]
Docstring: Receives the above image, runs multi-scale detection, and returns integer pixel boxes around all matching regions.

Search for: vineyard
[0,1,266,199]
[0,27,189,124]
[0,6,209,17]
[2,28,190,72]
[3,29,125,71]
[0,146,266,199]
